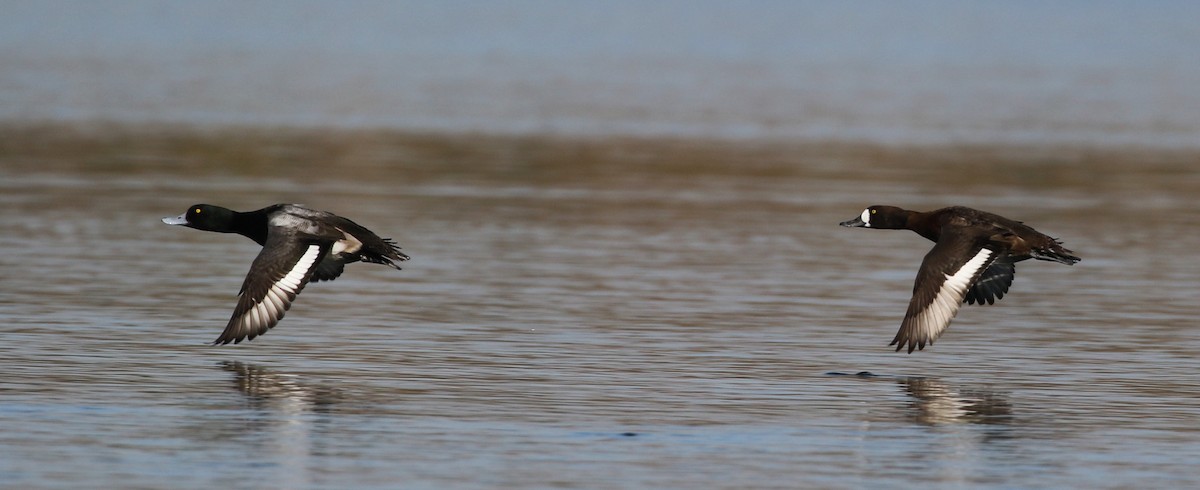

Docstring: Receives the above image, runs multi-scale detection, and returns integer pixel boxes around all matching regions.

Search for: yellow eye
[194,208,202,214]
[871,209,877,214]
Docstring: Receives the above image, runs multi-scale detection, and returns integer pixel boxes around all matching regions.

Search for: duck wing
[214,235,329,345]
[281,205,409,269]
[891,233,1001,353]
[310,257,346,283]
[964,257,1015,305]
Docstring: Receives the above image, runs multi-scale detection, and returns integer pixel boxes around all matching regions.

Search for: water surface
[1,126,1197,488]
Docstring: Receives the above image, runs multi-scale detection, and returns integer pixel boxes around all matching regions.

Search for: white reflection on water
[829,372,1014,426]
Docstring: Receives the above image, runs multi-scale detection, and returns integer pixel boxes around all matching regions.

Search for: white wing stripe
[278,245,320,293]
[263,243,320,308]
[235,244,322,332]
[253,305,266,329]
[942,248,993,296]
[265,289,286,313]
[918,248,994,341]
[277,276,299,292]
[254,303,267,329]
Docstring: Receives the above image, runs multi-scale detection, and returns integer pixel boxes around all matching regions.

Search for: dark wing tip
[215,306,285,345]
[211,330,250,345]
[890,333,926,354]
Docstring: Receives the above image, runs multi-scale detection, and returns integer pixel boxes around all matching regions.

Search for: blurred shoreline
[5,3,1198,151]
[3,120,1196,174]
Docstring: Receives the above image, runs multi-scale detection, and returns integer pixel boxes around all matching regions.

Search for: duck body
[840,205,1079,353]
[163,204,409,345]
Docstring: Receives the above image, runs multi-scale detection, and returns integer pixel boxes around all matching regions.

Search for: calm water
[0,127,1197,488]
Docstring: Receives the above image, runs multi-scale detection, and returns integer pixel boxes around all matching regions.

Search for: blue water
[3,0,1199,145]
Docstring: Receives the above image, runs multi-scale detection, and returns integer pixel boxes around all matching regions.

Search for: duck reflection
[220,360,345,413]
[219,360,342,413]
[896,377,1012,426]
[216,361,344,488]
[828,371,1013,428]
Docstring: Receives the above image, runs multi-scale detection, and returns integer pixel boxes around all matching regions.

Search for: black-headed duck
[841,205,1079,353]
[163,204,409,344]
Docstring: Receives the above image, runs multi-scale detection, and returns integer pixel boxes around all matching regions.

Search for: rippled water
[1,127,1198,488]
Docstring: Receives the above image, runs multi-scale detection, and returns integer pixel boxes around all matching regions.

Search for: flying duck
[163,204,409,344]
[841,205,1079,353]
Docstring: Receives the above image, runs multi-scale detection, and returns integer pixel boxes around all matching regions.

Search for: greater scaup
[840,205,1079,353]
[163,204,409,344]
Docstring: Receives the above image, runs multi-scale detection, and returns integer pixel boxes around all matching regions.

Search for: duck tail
[361,238,409,270]
[1034,239,1080,265]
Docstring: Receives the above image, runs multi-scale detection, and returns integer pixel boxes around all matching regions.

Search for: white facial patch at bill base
[236,244,322,333]
[860,208,872,227]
